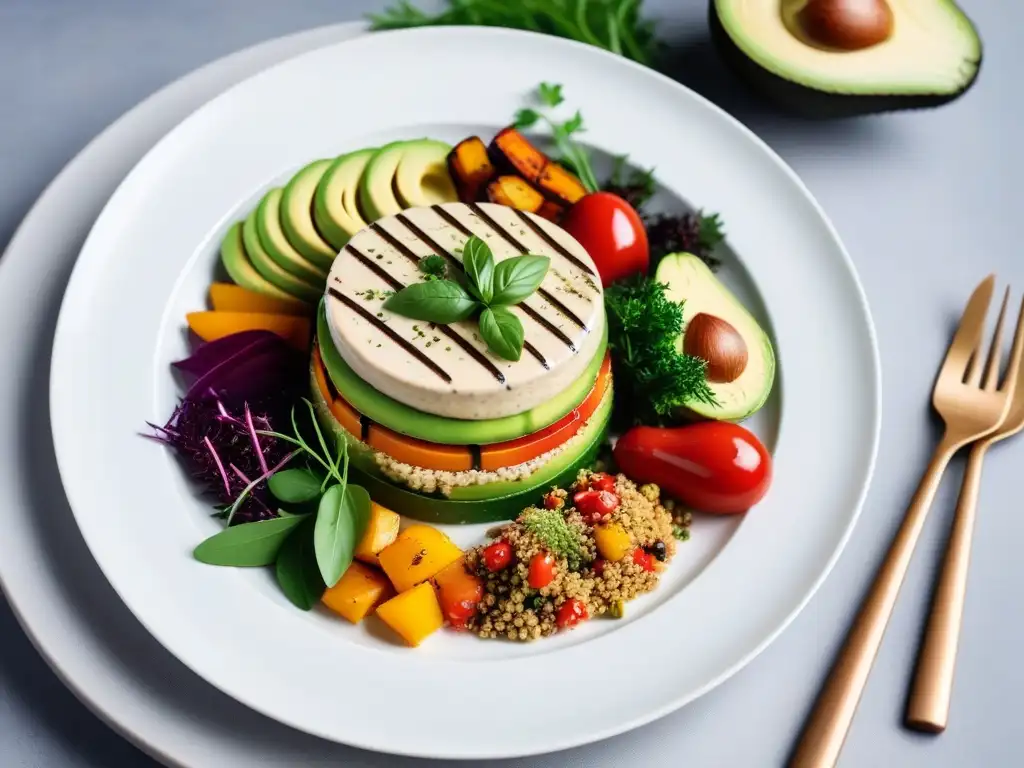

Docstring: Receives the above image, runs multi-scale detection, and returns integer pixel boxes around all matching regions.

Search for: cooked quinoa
[463,469,681,641]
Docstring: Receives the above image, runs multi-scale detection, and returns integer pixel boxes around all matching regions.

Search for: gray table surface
[0,0,1019,766]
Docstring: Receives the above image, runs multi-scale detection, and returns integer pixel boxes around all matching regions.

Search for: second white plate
[50,26,880,759]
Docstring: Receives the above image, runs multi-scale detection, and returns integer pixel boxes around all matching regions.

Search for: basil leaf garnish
[491,255,550,306]
[193,514,306,567]
[462,236,495,303]
[479,306,525,362]
[382,280,479,324]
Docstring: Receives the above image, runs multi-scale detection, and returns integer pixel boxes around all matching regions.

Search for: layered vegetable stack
[310,201,613,524]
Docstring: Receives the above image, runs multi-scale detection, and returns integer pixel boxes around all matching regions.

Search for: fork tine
[941,274,995,382]
[978,287,1011,389]
[998,294,1024,393]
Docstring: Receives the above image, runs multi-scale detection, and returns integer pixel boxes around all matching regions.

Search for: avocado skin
[707,1,983,119]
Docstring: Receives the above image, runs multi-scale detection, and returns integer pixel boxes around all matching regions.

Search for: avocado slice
[241,211,323,304]
[316,306,608,445]
[219,222,298,301]
[313,148,376,250]
[655,253,775,421]
[311,372,611,524]
[710,0,983,117]
[357,141,410,222]
[280,160,336,270]
[255,188,327,285]
[393,139,458,209]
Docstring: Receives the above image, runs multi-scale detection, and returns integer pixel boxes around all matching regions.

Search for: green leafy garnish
[492,254,551,305]
[268,468,323,504]
[382,236,548,361]
[521,508,586,570]
[697,212,726,253]
[606,154,657,208]
[604,275,718,424]
[514,84,600,193]
[479,306,525,362]
[193,514,307,567]
[368,1,661,66]
[418,254,447,280]
[671,524,691,542]
[382,280,478,324]
[275,517,326,610]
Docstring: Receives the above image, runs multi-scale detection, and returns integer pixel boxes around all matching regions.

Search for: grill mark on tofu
[340,244,509,385]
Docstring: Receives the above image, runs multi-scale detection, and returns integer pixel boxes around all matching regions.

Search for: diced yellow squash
[594,523,632,562]
[321,562,393,624]
[355,503,401,566]
[376,582,444,647]
[377,524,462,593]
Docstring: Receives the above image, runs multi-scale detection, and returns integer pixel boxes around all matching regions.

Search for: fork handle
[789,438,959,768]
[905,441,987,733]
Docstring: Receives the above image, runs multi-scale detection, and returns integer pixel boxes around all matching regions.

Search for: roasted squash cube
[376,582,444,647]
[354,502,401,565]
[321,562,393,624]
[487,175,545,213]
[377,524,463,592]
[447,136,496,202]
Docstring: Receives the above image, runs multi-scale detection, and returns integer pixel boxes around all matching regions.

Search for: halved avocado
[311,372,611,524]
[219,222,299,301]
[313,148,376,250]
[357,141,410,222]
[710,0,983,117]
[316,306,608,445]
[255,188,327,285]
[241,212,323,304]
[655,252,775,421]
[280,160,336,270]
[393,139,458,209]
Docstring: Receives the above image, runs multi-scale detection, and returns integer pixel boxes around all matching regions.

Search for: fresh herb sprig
[514,83,600,193]
[192,400,371,604]
[383,236,549,362]
[604,275,718,425]
[368,1,661,66]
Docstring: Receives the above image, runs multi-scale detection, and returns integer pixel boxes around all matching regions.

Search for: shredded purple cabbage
[148,330,308,524]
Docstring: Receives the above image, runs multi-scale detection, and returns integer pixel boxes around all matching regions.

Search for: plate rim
[48,25,882,759]
[0,21,369,768]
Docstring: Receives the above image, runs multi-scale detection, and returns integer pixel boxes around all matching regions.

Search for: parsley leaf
[604,275,718,425]
[418,254,447,280]
[513,107,541,129]
[538,82,564,107]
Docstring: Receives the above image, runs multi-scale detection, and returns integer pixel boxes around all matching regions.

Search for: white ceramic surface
[49,27,880,759]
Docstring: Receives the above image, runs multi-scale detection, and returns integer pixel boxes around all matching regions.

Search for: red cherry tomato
[632,548,655,572]
[556,598,589,629]
[562,192,649,287]
[438,578,483,630]
[482,540,514,572]
[528,552,556,589]
[573,489,621,523]
[587,472,617,493]
[543,492,564,510]
[592,559,607,576]
[613,422,772,514]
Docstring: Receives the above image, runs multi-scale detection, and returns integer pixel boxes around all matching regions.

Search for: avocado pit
[684,312,748,384]
[797,0,894,51]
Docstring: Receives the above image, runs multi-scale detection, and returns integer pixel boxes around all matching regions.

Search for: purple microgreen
[243,403,269,476]
[203,436,231,497]
[226,449,300,526]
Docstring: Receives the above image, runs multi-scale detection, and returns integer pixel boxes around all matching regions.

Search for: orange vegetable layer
[187,311,310,350]
[312,346,612,472]
[208,282,307,316]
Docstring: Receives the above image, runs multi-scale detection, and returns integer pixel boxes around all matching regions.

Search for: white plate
[0,23,375,768]
[50,27,880,759]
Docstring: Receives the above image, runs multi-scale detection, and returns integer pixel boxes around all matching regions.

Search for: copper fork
[790,275,1024,768]
[906,301,1024,733]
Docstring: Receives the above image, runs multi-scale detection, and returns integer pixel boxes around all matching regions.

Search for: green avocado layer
[316,305,608,446]
[311,368,611,524]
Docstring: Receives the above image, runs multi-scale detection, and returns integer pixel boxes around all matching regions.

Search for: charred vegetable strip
[447,136,496,202]
[486,174,545,213]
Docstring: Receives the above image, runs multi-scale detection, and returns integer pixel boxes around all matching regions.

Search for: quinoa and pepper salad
[459,468,688,641]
